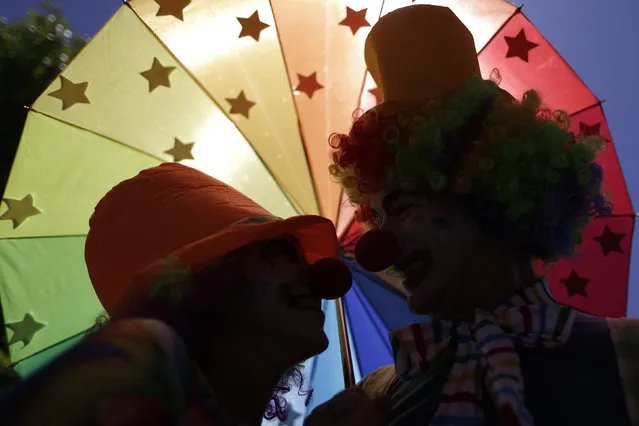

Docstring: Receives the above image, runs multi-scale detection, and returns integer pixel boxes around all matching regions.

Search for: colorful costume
[2,318,228,425]
[328,5,639,426]
[1,163,345,425]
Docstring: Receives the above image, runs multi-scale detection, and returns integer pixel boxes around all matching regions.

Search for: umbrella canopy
[0,1,634,422]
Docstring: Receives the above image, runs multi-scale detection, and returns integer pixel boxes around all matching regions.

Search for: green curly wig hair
[329,76,612,262]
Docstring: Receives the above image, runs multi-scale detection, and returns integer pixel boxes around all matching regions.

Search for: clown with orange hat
[326,5,639,426]
[0,163,389,425]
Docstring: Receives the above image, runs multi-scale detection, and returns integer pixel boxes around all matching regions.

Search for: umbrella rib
[569,100,603,118]
[124,2,304,217]
[27,108,166,164]
[335,193,346,233]
[0,234,87,242]
[512,8,603,103]
[335,298,356,387]
[10,325,94,368]
[477,6,522,56]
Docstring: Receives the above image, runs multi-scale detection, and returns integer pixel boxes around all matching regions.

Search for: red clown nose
[308,258,353,300]
[354,229,400,272]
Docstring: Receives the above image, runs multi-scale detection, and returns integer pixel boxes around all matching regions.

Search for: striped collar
[391,279,576,426]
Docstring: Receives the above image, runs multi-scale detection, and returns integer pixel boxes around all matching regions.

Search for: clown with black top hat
[328,5,639,426]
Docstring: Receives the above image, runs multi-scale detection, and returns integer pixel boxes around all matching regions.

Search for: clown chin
[403,266,431,292]
[405,271,448,316]
[399,250,434,291]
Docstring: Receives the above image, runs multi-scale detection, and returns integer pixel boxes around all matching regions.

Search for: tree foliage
[0,0,87,375]
[0,0,87,196]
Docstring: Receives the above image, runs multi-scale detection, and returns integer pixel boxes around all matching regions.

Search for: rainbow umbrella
[0,0,634,423]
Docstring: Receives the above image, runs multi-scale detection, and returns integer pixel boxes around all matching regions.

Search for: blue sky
[3,0,639,313]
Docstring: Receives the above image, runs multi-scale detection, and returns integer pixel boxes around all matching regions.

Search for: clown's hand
[304,387,391,426]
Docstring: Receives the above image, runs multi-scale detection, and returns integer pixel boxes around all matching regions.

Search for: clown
[328,5,639,426]
[0,163,388,426]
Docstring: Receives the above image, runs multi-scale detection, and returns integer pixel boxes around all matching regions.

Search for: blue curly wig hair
[329,76,612,262]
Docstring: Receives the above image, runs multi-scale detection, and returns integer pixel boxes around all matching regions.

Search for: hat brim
[125,215,339,302]
[174,214,339,269]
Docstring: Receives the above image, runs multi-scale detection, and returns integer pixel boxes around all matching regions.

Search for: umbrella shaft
[335,297,356,388]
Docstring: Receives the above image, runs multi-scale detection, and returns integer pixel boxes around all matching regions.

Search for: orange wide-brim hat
[85,163,339,314]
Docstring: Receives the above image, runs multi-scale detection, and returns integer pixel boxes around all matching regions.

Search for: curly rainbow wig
[329,76,612,262]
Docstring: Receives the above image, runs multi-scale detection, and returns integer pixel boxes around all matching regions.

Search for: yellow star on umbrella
[155,0,191,21]
[140,58,176,92]
[6,313,46,347]
[164,138,195,162]
[0,194,41,229]
[47,76,90,110]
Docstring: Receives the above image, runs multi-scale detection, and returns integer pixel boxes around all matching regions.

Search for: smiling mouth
[395,249,434,292]
[289,294,323,314]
